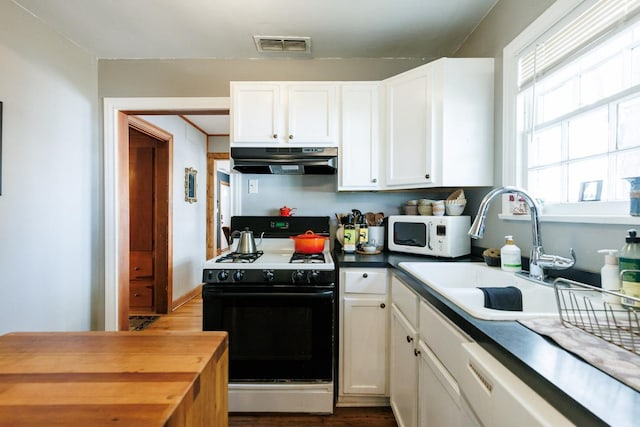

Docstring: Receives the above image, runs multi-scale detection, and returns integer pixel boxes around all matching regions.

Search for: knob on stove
[217,270,229,282]
[233,270,245,282]
[309,270,321,283]
[263,270,275,282]
[292,270,306,283]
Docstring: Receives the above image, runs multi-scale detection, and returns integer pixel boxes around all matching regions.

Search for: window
[504,0,640,221]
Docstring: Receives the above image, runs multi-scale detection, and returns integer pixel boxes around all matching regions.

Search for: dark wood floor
[144,290,398,426]
[229,407,397,426]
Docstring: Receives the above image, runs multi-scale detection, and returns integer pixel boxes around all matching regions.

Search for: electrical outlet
[248,179,259,194]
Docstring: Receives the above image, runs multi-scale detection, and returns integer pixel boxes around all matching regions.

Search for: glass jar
[625,177,640,216]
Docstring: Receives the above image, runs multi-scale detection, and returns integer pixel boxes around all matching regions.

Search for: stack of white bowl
[417,199,433,215]
[403,199,418,215]
[445,189,467,215]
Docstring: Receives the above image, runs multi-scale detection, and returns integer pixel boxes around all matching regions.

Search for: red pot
[290,230,327,254]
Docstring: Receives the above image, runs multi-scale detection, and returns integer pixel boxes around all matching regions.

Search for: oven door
[202,285,335,382]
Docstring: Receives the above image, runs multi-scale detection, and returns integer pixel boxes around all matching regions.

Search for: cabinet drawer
[130,252,153,279]
[459,343,572,427]
[420,300,470,381]
[342,269,388,294]
[391,276,418,326]
[129,282,153,308]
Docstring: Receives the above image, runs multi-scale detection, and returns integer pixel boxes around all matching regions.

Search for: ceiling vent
[253,36,311,54]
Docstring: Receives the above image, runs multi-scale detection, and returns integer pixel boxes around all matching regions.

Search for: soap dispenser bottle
[597,249,620,305]
[619,229,640,308]
[500,236,522,272]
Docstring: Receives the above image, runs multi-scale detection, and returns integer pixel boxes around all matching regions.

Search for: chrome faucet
[468,186,575,281]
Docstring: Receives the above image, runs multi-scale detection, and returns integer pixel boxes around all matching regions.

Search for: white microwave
[388,215,471,258]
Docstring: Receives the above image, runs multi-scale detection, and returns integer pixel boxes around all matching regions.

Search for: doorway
[104,97,231,331]
[207,154,231,258]
[128,124,171,314]
[217,165,231,254]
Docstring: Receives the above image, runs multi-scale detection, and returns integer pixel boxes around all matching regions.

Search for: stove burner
[216,251,264,263]
[290,252,326,264]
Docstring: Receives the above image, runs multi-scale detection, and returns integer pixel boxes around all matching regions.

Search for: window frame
[502,0,640,225]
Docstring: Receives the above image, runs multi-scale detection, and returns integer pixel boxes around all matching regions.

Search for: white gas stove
[202,216,336,414]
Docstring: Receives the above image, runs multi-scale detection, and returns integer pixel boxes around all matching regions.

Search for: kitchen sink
[398,262,559,320]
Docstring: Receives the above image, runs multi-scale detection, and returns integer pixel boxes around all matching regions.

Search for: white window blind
[519,0,640,87]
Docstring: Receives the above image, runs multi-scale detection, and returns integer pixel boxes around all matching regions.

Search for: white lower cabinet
[459,342,573,427]
[390,304,418,427]
[418,299,472,427]
[389,273,571,427]
[418,340,462,427]
[339,268,389,406]
[390,276,420,427]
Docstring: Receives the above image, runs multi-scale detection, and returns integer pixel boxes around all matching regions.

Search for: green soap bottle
[619,229,640,308]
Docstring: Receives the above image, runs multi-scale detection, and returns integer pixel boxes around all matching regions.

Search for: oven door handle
[209,290,334,299]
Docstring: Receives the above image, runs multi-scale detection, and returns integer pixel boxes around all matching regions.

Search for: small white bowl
[445,203,465,216]
[363,245,377,253]
[418,205,433,215]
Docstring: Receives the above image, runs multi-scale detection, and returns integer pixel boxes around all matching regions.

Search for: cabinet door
[418,340,462,427]
[385,70,433,187]
[231,83,281,144]
[287,84,337,145]
[339,83,380,190]
[390,305,418,427]
[342,296,388,395]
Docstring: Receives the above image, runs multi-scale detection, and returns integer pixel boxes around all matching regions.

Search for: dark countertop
[335,250,640,427]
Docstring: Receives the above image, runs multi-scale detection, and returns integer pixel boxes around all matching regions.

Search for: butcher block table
[0,331,228,426]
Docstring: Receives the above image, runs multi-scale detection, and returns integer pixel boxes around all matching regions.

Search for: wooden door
[129,127,169,314]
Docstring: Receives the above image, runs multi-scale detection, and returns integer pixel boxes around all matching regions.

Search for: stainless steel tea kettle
[230,228,264,254]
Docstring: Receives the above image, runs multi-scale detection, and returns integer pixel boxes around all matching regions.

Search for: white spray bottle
[597,249,621,305]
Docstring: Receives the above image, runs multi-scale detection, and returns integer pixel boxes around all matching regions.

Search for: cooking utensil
[375,212,384,225]
[290,230,328,254]
[365,212,375,226]
[230,228,264,254]
[279,206,296,216]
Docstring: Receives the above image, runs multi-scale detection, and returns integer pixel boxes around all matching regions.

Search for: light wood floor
[142,287,398,426]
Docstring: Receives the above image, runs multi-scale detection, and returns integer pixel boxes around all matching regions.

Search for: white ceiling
[13,0,498,134]
[182,114,230,136]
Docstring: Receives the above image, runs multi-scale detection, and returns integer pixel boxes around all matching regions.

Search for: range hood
[231,147,338,175]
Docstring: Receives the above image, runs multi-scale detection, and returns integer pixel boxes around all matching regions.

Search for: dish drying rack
[553,272,640,355]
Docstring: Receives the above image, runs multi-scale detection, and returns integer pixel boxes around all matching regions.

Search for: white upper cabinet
[384,67,433,187]
[231,82,338,146]
[231,83,281,144]
[383,57,494,189]
[338,83,381,191]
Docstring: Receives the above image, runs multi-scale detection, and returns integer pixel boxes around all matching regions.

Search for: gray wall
[0,1,100,332]
[98,58,427,97]
[139,116,208,302]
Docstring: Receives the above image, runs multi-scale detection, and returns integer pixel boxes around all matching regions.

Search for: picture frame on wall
[185,167,197,203]
[579,180,602,202]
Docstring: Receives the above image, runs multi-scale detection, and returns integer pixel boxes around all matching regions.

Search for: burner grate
[216,251,264,263]
[290,252,326,264]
